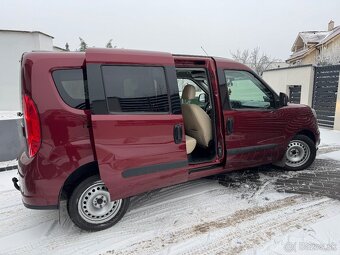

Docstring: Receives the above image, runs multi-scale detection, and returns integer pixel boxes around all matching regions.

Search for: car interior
[176,68,216,164]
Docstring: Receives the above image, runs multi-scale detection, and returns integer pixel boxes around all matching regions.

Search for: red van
[13,48,319,231]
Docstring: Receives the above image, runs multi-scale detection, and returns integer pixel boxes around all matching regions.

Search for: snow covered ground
[0,128,339,255]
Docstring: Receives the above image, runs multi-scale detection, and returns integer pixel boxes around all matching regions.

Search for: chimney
[328,20,334,31]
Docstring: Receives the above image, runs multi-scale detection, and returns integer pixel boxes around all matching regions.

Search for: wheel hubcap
[78,181,122,224]
[285,140,310,168]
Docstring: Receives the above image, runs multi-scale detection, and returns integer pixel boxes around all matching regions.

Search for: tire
[67,175,129,231]
[283,134,316,171]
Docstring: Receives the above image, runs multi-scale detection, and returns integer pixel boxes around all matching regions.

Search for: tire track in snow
[100,196,335,255]
[2,180,238,255]
[182,198,334,255]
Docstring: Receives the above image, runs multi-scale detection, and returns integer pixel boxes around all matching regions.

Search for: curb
[0,165,18,172]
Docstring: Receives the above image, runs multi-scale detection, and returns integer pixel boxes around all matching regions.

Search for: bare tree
[230,47,278,75]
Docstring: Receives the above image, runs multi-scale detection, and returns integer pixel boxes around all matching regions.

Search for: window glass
[102,66,169,113]
[224,70,274,109]
[177,79,204,104]
[52,69,87,109]
[177,78,203,95]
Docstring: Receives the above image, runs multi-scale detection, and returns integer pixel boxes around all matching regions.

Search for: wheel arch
[295,129,316,144]
[59,161,100,202]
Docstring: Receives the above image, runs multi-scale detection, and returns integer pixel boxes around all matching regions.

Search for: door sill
[188,163,222,174]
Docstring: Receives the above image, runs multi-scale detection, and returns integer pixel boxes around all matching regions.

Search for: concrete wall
[0,118,24,161]
[262,65,314,106]
[0,31,53,111]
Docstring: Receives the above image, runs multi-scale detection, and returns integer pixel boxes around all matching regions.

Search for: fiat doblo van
[13,48,319,231]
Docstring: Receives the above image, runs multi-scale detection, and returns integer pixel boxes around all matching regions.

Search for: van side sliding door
[85,49,188,200]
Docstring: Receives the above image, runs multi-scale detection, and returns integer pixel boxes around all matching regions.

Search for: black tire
[67,175,129,231]
[283,134,316,171]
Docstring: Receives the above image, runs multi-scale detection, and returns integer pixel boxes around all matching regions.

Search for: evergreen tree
[106,39,113,48]
[79,37,87,52]
[65,43,70,51]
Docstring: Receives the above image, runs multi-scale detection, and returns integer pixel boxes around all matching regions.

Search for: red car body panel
[17,49,320,208]
[18,52,94,207]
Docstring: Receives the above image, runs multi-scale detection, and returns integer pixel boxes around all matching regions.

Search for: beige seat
[185,135,196,154]
[181,85,212,148]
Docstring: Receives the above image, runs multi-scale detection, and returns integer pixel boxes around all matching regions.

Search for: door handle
[226,118,234,135]
[173,124,183,144]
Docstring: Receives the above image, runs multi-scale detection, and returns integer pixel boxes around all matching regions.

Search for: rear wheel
[284,134,316,171]
[68,175,129,231]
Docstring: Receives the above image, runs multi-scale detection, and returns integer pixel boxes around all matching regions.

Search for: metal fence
[312,65,340,128]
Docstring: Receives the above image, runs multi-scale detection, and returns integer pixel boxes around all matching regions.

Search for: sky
[1,0,339,60]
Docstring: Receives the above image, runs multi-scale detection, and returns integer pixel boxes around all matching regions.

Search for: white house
[263,21,340,131]
[0,30,64,111]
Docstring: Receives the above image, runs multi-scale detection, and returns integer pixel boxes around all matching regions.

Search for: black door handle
[226,118,234,135]
[173,124,183,144]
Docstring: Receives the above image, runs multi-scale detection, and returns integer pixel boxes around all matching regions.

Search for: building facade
[0,30,63,111]
[287,20,340,66]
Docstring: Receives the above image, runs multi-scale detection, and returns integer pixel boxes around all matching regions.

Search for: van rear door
[85,48,188,200]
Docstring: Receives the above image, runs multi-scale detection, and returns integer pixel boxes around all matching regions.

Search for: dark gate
[312,65,340,128]
[289,85,302,104]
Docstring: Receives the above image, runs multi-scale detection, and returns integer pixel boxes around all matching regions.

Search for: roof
[299,31,331,44]
[317,26,340,46]
[23,48,250,71]
[288,25,340,63]
[0,29,54,38]
[286,48,310,62]
[53,45,67,51]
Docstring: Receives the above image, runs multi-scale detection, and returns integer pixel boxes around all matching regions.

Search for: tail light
[23,95,41,157]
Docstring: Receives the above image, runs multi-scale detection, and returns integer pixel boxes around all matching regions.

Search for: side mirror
[279,92,289,107]
[198,93,208,103]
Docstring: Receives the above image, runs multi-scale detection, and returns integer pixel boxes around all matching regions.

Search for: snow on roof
[286,48,309,61]
[317,26,340,45]
[299,31,331,44]
[288,25,340,62]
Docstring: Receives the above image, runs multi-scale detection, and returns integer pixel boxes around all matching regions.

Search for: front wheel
[68,175,129,231]
[284,134,316,171]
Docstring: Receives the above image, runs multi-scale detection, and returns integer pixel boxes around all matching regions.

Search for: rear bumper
[16,162,60,209]
[12,176,58,210]
[23,202,58,210]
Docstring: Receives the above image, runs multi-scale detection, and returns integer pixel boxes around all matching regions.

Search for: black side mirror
[279,92,289,107]
[198,93,208,103]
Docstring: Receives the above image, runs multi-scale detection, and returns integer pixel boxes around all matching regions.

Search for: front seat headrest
[182,85,196,100]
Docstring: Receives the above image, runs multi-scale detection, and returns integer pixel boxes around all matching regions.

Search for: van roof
[24,48,249,71]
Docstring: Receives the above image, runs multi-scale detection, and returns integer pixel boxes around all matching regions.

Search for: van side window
[102,66,169,113]
[52,69,87,110]
[224,70,274,109]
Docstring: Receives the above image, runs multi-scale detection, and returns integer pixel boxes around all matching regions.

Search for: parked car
[13,48,320,231]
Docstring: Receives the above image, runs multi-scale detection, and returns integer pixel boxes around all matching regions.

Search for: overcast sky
[1,0,339,60]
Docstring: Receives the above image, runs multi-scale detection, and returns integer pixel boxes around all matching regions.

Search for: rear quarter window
[52,69,88,109]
